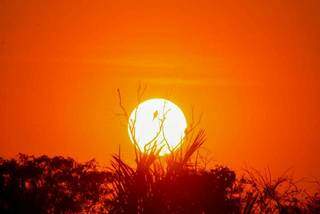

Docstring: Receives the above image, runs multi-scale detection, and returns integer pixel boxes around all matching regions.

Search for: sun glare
[128,98,187,156]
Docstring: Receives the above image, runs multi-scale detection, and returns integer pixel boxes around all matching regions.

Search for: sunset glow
[128,99,187,156]
[1,0,320,192]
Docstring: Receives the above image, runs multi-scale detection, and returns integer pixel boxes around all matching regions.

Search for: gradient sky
[1,0,320,183]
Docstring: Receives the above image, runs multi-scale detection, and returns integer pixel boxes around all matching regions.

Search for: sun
[128,98,187,156]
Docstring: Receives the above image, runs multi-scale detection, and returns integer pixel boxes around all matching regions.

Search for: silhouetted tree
[0,154,112,213]
[1,152,319,213]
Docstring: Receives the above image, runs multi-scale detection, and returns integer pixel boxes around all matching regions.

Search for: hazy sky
[1,0,320,183]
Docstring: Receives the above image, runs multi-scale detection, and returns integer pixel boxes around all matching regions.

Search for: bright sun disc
[128,98,187,156]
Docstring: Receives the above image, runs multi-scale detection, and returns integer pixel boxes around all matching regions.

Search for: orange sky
[1,0,320,182]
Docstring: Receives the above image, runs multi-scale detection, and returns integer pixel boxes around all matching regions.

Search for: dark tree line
[0,154,112,213]
[0,145,319,213]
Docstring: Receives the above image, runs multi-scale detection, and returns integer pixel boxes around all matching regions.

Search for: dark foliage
[0,152,319,213]
[107,159,239,214]
[106,131,240,214]
[0,154,112,213]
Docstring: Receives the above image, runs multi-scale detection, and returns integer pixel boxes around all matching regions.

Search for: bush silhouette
[106,131,240,214]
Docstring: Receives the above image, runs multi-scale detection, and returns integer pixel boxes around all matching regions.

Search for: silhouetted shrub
[106,131,241,214]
